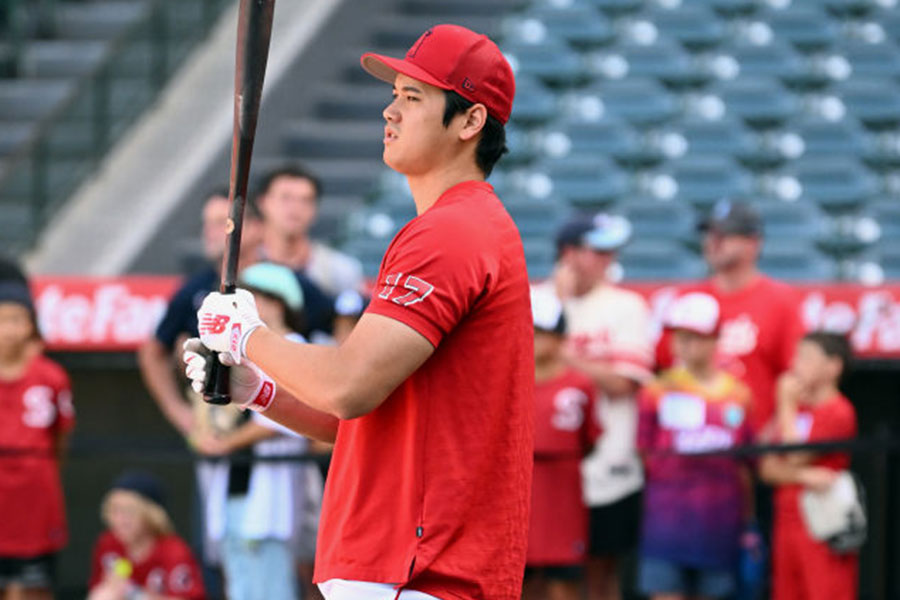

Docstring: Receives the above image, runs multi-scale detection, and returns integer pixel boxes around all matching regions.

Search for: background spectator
[0,274,74,600]
[255,166,363,297]
[637,292,754,600]
[87,471,205,600]
[524,289,599,600]
[760,332,860,600]
[540,213,653,600]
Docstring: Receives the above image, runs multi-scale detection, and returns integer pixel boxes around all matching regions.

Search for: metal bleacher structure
[0,0,232,255]
[326,0,900,284]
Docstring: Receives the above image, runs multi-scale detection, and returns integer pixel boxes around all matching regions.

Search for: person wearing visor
[540,212,653,600]
[183,24,533,600]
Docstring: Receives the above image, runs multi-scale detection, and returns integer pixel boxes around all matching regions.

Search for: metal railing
[0,0,234,255]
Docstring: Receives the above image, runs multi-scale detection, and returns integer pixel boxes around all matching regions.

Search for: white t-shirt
[542,282,654,506]
[319,579,440,600]
[307,242,364,296]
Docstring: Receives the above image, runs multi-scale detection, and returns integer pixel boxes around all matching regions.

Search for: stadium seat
[598,40,701,86]
[0,79,74,121]
[756,199,828,245]
[503,36,588,87]
[342,235,393,279]
[713,77,799,127]
[577,78,679,127]
[0,123,32,157]
[618,240,707,280]
[505,195,567,237]
[791,156,880,211]
[674,116,759,158]
[589,0,643,16]
[54,1,151,40]
[642,6,726,49]
[618,197,697,242]
[759,241,839,281]
[865,200,900,241]
[720,40,807,83]
[764,6,838,52]
[666,155,754,207]
[535,155,631,207]
[818,212,882,256]
[790,116,872,156]
[512,5,614,48]
[18,41,108,79]
[541,115,643,163]
[522,236,557,280]
[874,240,900,281]
[509,76,558,125]
[504,125,539,165]
[835,40,900,79]
[836,77,900,128]
[682,0,757,16]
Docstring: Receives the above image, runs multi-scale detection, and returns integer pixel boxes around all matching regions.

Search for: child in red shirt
[760,332,859,600]
[88,471,206,600]
[524,290,599,600]
[0,278,74,600]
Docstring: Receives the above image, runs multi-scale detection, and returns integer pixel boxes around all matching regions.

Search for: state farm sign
[32,277,179,352]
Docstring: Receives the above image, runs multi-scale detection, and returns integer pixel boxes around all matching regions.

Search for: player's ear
[458,103,487,142]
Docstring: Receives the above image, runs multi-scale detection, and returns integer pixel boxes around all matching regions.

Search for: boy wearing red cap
[637,293,754,600]
[0,279,74,600]
[184,24,532,600]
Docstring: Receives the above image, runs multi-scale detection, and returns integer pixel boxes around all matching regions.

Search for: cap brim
[361,52,452,91]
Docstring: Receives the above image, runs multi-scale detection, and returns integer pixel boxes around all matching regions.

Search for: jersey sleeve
[161,539,206,600]
[608,294,654,382]
[154,282,195,351]
[809,399,857,442]
[365,216,497,347]
[54,366,75,434]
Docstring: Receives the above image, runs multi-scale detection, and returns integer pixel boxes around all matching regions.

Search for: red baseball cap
[360,24,515,125]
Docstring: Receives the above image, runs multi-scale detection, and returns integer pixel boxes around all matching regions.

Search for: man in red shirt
[183,24,533,600]
[656,200,805,432]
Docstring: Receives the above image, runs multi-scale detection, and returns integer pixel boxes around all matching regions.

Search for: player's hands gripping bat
[185,338,277,412]
[204,0,276,404]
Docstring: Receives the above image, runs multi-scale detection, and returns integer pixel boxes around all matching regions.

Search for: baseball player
[184,24,533,600]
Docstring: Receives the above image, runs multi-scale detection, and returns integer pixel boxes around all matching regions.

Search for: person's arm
[560,353,641,398]
[191,420,278,456]
[758,453,836,491]
[247,312,434,421]
[138,338,194,436]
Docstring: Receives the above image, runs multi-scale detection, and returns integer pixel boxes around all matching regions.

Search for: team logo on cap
[408,28,433,58]
[461,77,476,92]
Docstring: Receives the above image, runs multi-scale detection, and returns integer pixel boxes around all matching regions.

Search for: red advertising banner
[29,277,900,359]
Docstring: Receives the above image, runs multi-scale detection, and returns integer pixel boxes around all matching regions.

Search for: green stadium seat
[836,40,900,79]
[764,6,838,52]
[579,78,679,127]
[509,76,558,125]
[536,155,631,207]
[601,40,701,86]
[511,4,614,48]
[792,156,880,211]
[756,199,828,244]
[675,116,759,158]
[836,77,900,128]
[522,236,556,279]
[713,77,799,127]
[759,241,839,280]
[666,155,754,207]
[618,197,697,242]
[791,116,872,156]
[619,240,707,280]
[721,40,807,83]
[542,115,643,163]
[643,6,726,49]
[503,36,588,87]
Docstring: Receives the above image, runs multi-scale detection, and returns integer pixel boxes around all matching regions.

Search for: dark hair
[442,90,508,177]
[255,165,322,199]
[803,331,853,380]
[245,287,308,335]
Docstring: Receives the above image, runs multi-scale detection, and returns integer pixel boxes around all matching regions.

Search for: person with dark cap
[88,471,206,600]
[538,213,653,600]
[656,199,806,435]
[0,275,74,600]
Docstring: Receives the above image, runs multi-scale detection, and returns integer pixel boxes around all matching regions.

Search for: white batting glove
[182,338,277,412]
[196,289,264,364]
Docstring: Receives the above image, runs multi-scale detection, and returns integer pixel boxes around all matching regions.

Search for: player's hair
[442,90,508,177]
[101,490,174,538]
[803,331,853,380]
[255,165,322,199]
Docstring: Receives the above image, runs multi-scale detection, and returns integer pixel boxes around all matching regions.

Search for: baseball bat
[204,0,276,404]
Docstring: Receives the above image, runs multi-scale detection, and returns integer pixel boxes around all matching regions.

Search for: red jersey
[775,394,857,528]
[528,369,598,566]
[0,354,74,556]
[656,276,805,431]
[314,181,535,600]
[88,531,205,599]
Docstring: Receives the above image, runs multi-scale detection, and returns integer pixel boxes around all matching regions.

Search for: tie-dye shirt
[637,367,753,569]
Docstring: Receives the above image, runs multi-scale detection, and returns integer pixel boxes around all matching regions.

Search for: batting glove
[183,338,277,412]
[196,289,264,364]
